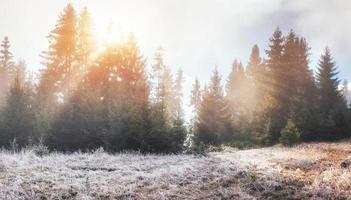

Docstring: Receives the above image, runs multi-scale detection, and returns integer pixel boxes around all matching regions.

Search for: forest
[0,4,350,154]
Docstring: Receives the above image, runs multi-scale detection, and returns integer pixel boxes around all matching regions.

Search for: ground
[1,142,351,200]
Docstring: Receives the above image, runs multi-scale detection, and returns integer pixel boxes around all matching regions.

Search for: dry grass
[1,142,351,199]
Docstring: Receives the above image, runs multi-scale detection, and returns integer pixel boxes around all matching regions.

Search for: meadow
[1,142,351,199]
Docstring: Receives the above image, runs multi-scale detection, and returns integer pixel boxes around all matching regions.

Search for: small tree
[279,119,301,146]
[261,118,274,146]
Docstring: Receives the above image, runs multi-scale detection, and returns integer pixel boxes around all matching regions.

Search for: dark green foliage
[195,68,231,146]
[1,4,351,153]
[31,142,50,157]
[315,48,349,140]
[261,118,274,146]
[264,27,287,142]
[279,119,301,146]
[0,74,37,148]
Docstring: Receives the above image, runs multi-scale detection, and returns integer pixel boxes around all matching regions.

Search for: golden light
[92,13,133,50]
[94,19,120,47]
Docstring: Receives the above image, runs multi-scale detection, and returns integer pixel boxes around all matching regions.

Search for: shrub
[228,140,253,150]
[186,142,208,155]
[32,143,50,157]
[256,118,274,146]
[279,119,301,146]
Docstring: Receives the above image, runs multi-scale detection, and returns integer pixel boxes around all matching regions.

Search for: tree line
[0,4,350,153]
[191,28,350,148]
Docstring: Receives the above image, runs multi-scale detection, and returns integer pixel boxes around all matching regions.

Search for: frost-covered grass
[1,142,351,199]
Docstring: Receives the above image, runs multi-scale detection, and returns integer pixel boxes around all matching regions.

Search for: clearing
[1,142,351,199]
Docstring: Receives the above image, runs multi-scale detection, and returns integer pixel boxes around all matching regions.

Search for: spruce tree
[0,73,37,148]
[226,60,245,106]
[0,36,14,106]
[148,48,176,153]
[77,7,95,74]
[39,3,78,106]
[264,27,286,142]
[190,78,202,114]
[246,44,262,80]
[0,36,14,73]
[188,78,202,148]
[196,68,231,145]
[225,60,245,139]
[170,68,187,152]
[38,4,78,142]
[316,47,349,139]
[289,37,318,140]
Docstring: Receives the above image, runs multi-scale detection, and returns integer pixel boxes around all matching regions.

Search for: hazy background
[1,0,350,117]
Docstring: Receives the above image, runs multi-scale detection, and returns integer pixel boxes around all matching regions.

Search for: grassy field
[1,142,351,200]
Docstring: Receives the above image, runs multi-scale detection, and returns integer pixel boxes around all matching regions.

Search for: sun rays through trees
[0,4,350,153]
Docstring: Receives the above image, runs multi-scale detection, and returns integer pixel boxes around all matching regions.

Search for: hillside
[1,142,351,199]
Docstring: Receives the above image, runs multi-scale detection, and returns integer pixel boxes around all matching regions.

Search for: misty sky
[1,0,351,117]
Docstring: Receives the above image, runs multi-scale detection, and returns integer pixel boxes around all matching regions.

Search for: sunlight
[93,15,132,50]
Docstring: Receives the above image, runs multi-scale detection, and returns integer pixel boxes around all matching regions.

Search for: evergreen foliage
[279,119,301,146]
[0,4,351,153]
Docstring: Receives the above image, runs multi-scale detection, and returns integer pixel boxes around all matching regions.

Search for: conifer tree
[113,35,150,151]
[0,73,37,148]
[38,4,78,140]
[246,44,270,134]
[196,68,231,145]
[316,47,349,139]
[226,59,245,135]
[226,60,245,109]
[190,78,202,114]
[148,48,177,152]
[264,27,286,141]
[0,36,14,73]
[170,68,187,152]
[77,7,95,74]
[289,37,318,140]
[0,36,14,106]
[247,44,262,80]
[39,3,78,106]
[188,78,202,146]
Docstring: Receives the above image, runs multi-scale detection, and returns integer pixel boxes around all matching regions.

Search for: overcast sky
[1,0,351,117]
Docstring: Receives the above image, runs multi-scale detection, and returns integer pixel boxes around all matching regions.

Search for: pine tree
[316,47,349,139]
[188,78,202,148]
[39,3,78,106]
[246,45,271,135]
[196,68,231,145]
[170,68,187,152]
[279,119,301,146]
[190,78,202,114]
[148,48,176,153]
[0,73,37,148]
[247,44,262,80]
[77,7,95,74]
[38,4,78,141]
[289,37,318,141]
[0,36,14,106]
[264,27,286,142]
[225,60,245,137]
[281,30,299,98]
[114,35,150,151]
[0,36,14,72]
[226,59,245,114]
[49,35,151,152]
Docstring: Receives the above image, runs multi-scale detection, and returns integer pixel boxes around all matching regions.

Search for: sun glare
[93,15,132,50]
